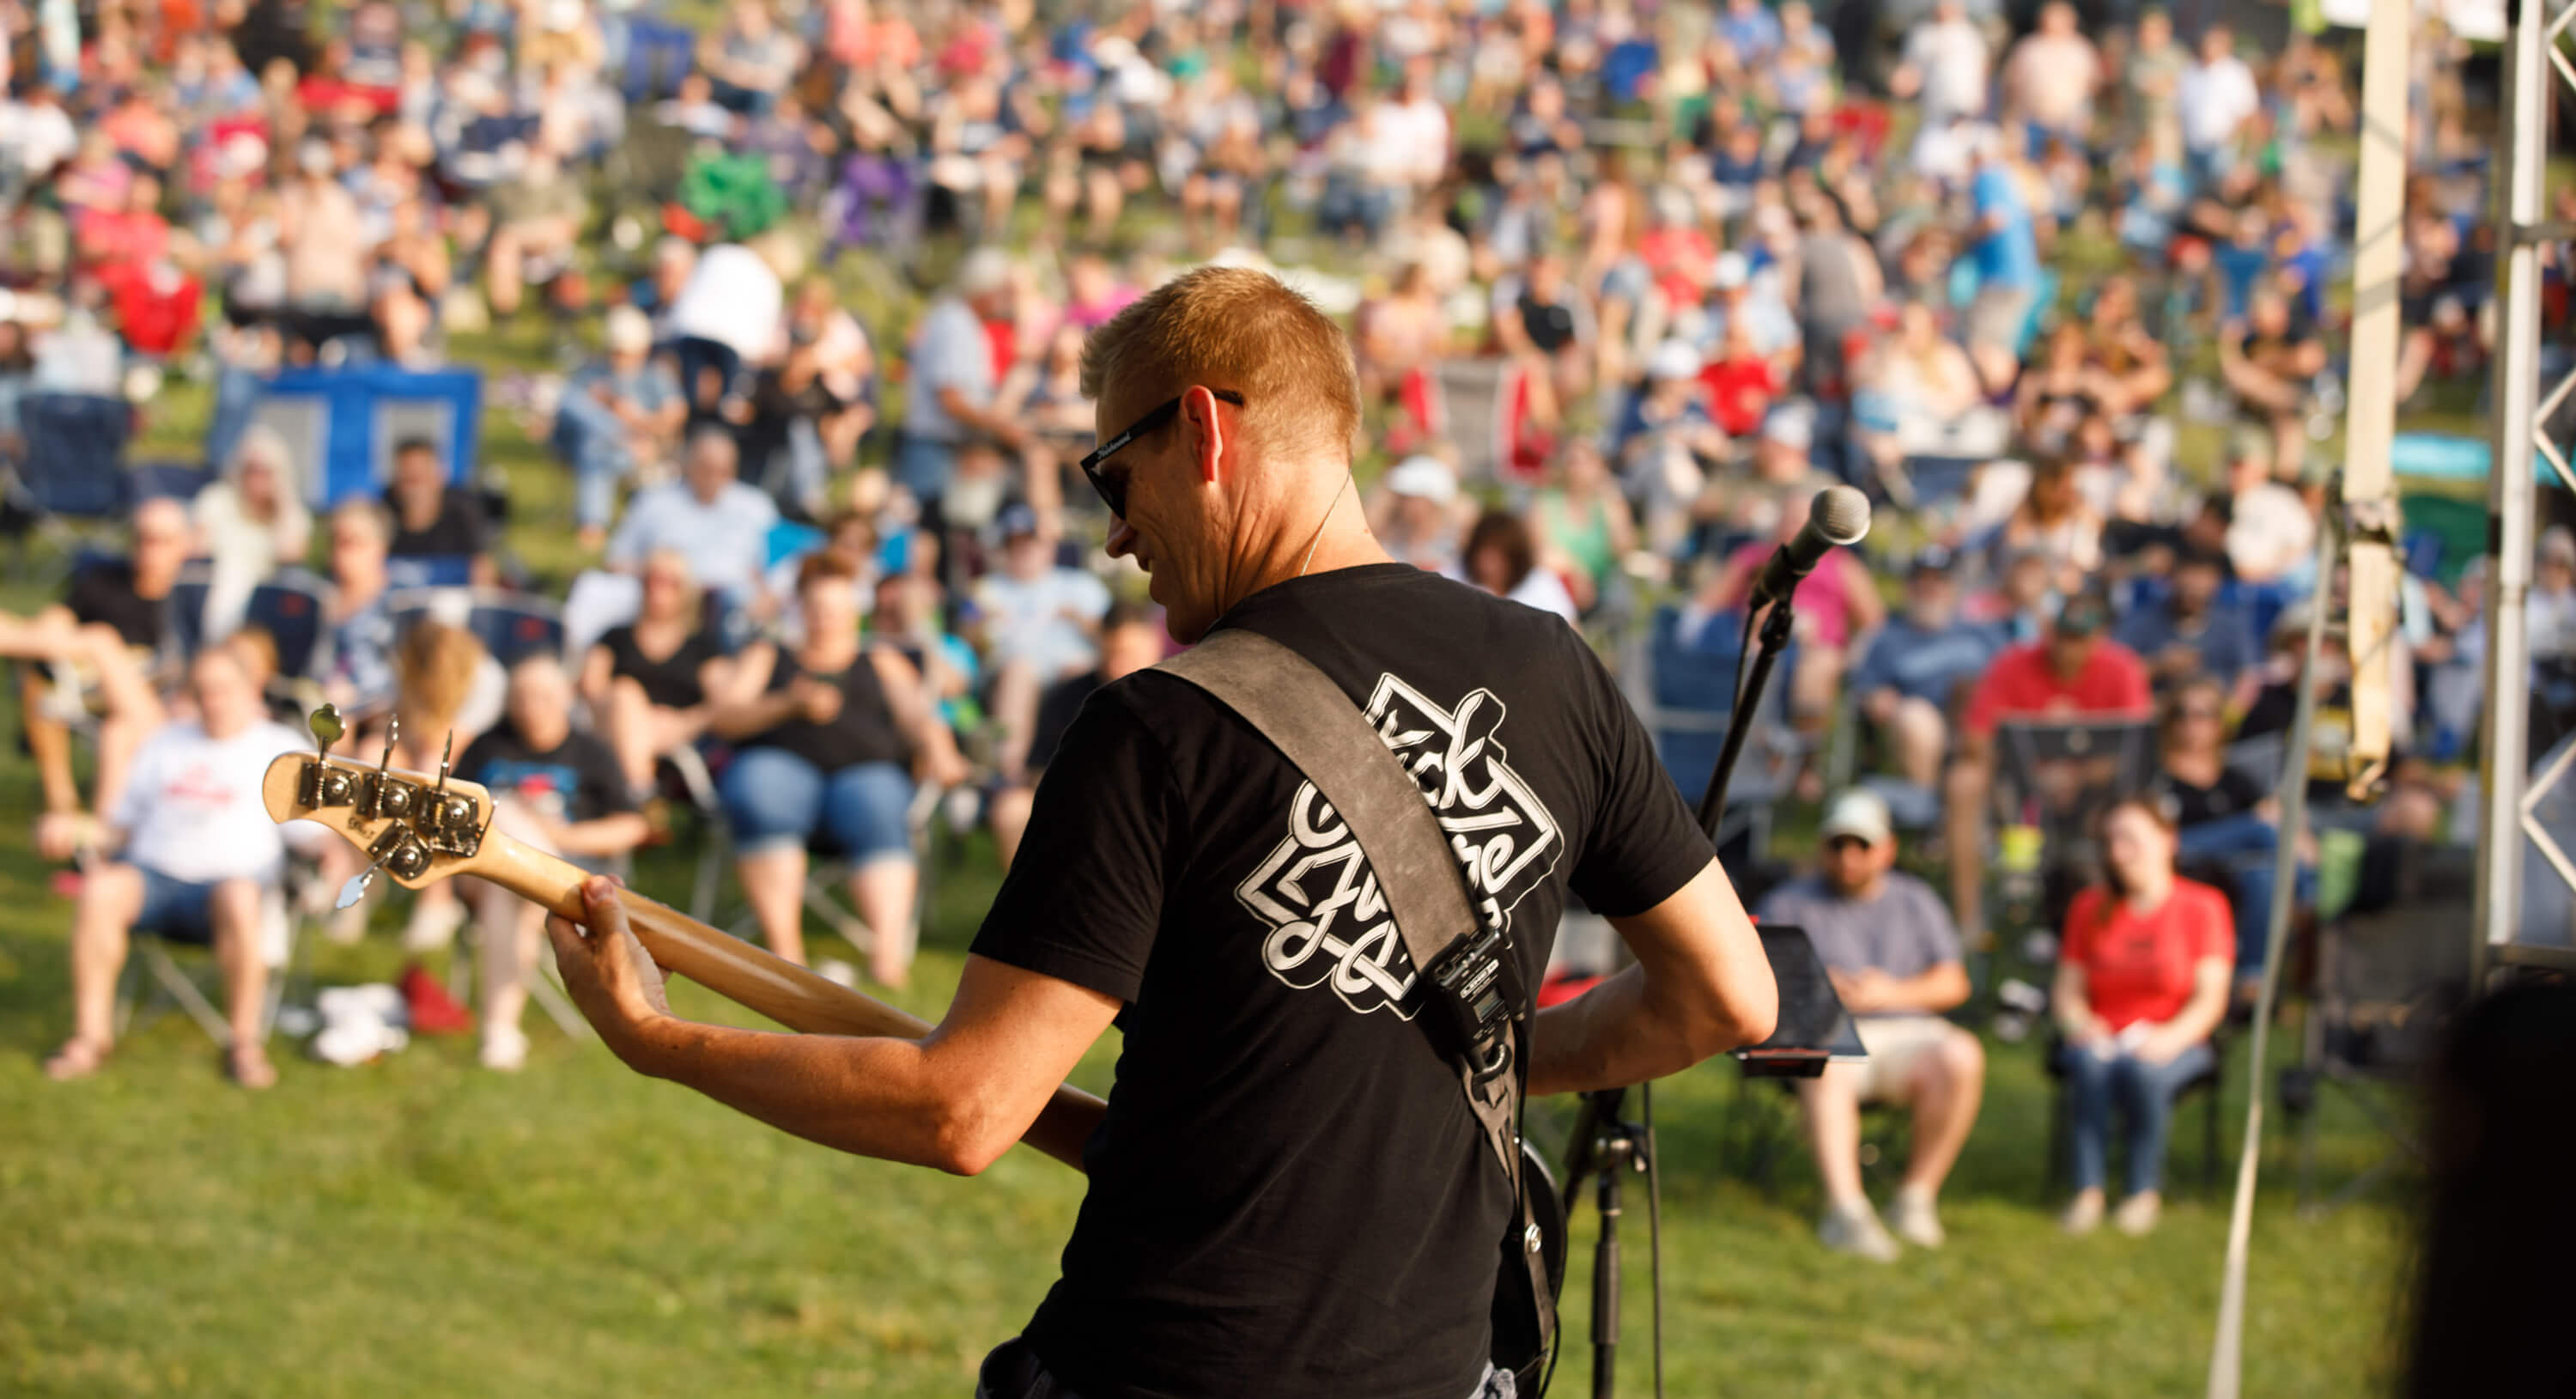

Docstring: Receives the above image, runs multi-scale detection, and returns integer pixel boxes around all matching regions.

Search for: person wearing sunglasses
[1756,788,1984,1261]
[544,265,1778,1399]
[2151,672,2311,994]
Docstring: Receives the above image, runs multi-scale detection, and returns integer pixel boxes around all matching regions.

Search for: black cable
[1644,1080,1664,1399]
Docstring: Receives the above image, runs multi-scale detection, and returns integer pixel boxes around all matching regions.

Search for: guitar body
[1492,1140,1568,1395]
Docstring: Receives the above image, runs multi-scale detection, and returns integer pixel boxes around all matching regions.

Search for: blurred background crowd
[0,0,2556,1250]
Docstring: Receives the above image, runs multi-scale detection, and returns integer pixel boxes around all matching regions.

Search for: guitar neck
[471,829,1102,1171]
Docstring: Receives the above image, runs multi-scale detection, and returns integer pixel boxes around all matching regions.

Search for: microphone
[1747,486,1873,613]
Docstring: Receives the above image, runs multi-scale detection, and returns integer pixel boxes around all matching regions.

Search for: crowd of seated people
[2,0,2535,1282]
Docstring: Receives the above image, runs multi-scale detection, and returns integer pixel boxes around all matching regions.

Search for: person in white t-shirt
[1893,0,1990,132]
[2177,23,2260,186]
[191,423,313,641]
[2217,429,2317,586]
[973,503,1110,781]
[665,236,789,415]
[44,642,315,1088]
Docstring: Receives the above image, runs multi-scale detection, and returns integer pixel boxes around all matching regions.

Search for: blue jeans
[133,867,229,944]
[551,391,634,529]
[674,336,746,412]
[205,362,268,477]
[2176,814,2316,978]
[896,433,958,508]
[719,748,915,866]
[2064,1040,2216,1196]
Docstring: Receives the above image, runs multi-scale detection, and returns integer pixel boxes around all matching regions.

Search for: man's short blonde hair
[1080,266,1359,464]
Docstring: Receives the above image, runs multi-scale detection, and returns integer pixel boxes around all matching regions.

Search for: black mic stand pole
[1569,591,1799,1399]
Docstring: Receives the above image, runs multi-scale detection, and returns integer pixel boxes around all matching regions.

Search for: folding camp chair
[5,391,134,575]
[621,20,697,103]
[2282,842,2473,1212]
[725,780,948,970]
[128,460,213,504]
[1987,716,2160,945]
[115,867,313,1049]
[1624,603,1804,874]
[387,586,567,667]
[2042,1026,2232,1201]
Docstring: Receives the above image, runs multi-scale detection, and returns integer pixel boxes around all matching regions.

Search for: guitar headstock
[261,706,497,895]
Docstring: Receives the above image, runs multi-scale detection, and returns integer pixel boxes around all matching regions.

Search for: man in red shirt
[1943,593,2153,938]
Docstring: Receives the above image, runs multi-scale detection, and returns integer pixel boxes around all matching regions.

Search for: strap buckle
[1425,925,1522,1082]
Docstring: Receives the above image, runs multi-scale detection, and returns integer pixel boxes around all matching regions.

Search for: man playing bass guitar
[548,267,1779,1399]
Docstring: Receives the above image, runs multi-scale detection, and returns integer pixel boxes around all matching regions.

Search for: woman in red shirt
[2053,795,2233,1236]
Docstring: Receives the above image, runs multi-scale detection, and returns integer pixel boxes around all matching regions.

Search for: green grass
[0,712,2419,1398]
[3,280,2430,1399]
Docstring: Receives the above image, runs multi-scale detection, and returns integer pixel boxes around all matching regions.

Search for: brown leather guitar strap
[1157,626,1557,1368]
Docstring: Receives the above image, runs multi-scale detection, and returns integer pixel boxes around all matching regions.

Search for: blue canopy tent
[252,366,483,508]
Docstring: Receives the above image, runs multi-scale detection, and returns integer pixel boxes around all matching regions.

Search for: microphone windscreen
[1812,485,1872,547]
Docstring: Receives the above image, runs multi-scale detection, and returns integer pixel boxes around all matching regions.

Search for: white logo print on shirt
[1235,673,1564,1019]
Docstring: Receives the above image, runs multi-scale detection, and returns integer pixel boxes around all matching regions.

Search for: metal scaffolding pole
[2475,0,2549,976]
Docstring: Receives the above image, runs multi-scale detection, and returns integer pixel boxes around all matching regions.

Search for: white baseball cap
[1385,454,1458,504]
[1819,789,1894,847]
[605,305,653,352]
[1712,251,1751,289]
[1649,338,1703,380]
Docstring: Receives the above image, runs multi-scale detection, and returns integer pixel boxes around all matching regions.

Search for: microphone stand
[1566,590,1800,1399]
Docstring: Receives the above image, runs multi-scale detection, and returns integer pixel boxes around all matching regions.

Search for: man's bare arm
[549,883,1116,1176]
[1527,860,1778,1098]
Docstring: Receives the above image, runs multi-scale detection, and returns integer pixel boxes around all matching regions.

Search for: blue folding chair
[128,460,214,504]
[468,595,566,667]
[1624,604,1803,866]
[623,19,697,103]
[245,573,330,679]
[387,554,477,588]
[6,393,134,574]
[12,392,132,518]
[388,587,566,668]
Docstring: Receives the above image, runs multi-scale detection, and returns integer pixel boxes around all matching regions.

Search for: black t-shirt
[598,623,723,710]
[459,725,635,825]
[1025,667,1104,773]
[1516,292,1578,354]
[972,564,1712,1399]
[384,486,491,559]
[747,647,908,771]
[66,559,165,651]
[2154,764,2267,827]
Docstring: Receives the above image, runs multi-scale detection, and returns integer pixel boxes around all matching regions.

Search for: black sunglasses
[1079,388,1245,518]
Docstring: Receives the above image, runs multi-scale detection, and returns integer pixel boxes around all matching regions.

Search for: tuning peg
[375,713,401,777]
[309,703,344,757]
[336,856,385,910]
[434,730,453,794]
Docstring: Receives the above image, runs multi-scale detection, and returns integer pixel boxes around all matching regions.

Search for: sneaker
[1887,1189,1946,1250]
[2114,1192,2162,1237]
[1818,1201,1902,1262]
[403,898,465,954]
[2061,1192,2105,1236]
[326,902,369,946]
[479,1022,529,1072]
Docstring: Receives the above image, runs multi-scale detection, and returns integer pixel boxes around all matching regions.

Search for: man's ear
[1186,384,1229,486]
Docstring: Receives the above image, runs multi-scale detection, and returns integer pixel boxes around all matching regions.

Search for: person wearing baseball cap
[1943,591,2154,939]
[1369,454,1464,575]
[1758,788,1982,1260]
[2112,542,2259,693]
[1848,544,2004,791]
[561,304,688,549]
